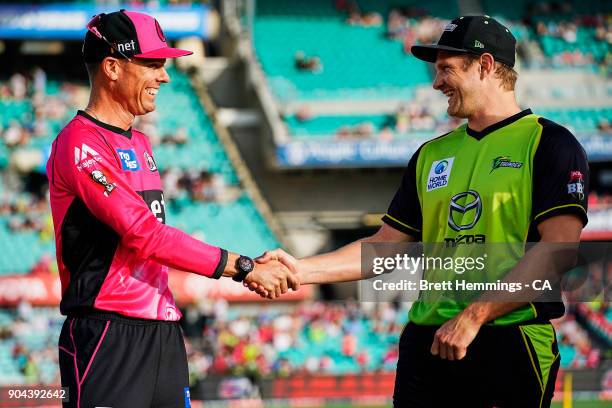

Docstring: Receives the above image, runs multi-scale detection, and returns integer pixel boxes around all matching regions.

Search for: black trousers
[58,312,190,408]
[393,322,560,408]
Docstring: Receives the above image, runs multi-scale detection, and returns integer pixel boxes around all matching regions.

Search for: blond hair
[461,54,518,91]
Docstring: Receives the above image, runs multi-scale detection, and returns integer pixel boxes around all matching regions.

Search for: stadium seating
[483,0,611,70]
[167,195,279,255]
[283,108,610,140]
[253,0,458,101]
[0,307,61,385]
[151,68,239,183]
[285,114,395,139]
[1,301,608,384]
[483,0,612,21]
[538,108,611,132]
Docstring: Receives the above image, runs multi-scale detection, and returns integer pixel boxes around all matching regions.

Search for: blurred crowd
[335,0,383,27]
[182,300,407,386]
[385,12,447,54]
[588,192,612,210]
[292,103,462,141]
[0,300,608,387]
[1,69,77,156]
[162,167,232,205]
[376,2,612,71]
[553,313,602,369]
[0,302,60,385]
[91,0,202,6]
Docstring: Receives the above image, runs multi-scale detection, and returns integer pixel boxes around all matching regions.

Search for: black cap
[82,9,191,63]
[411,15,516,68]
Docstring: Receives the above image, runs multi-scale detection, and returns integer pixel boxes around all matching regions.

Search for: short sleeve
[531,118,589,229]
[382,147,423,239]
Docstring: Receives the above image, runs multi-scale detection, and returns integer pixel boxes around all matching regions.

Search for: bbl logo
[567,170,585,200]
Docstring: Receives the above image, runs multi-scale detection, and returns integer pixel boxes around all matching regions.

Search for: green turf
[292,402,608,408]
[551,402,610,408]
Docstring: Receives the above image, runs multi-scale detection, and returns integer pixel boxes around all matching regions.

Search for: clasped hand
[244,249,300,299]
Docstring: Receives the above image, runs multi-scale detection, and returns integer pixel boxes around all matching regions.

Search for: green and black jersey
[382,109,589,326]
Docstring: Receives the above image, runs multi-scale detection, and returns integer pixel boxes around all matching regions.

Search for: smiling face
[114,58,169,116]
[432,51,483,119]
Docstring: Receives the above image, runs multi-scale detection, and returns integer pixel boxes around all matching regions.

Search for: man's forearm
[462,239,578,324]
[297,224,416,285]
[299,240,364,284]
[462,301,526,325]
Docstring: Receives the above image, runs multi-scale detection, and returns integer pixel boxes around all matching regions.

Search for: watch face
[239,256,254,273]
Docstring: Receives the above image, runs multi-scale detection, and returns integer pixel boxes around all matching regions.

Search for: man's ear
[479,53,495,79]
[101,57,122,81]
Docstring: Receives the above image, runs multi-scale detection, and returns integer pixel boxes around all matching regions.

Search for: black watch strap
[232,255,254,282]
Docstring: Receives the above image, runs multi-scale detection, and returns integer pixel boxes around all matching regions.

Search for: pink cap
[123,10,192,59]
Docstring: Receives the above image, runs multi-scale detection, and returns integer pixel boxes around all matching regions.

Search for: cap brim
[410,44,470,63]
[134,47,193,59]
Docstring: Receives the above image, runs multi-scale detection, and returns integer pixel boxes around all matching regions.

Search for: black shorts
[58,312,190,408]
[394,322,560,408]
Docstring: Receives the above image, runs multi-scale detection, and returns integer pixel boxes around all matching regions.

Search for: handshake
[242,249,301,299]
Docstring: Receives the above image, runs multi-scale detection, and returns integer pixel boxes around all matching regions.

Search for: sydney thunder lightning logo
[490,156,523,174]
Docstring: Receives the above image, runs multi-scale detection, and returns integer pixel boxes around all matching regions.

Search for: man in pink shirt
[47,10,297,407]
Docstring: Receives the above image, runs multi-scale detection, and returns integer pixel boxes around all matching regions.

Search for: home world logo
[427,157,455,191]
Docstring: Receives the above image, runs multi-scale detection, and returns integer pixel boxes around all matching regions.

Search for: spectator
[294,51,323,73]
[9,73,27,100]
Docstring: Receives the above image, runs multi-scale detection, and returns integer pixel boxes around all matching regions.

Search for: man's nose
[432,73,443,90]
[159,67,170,83]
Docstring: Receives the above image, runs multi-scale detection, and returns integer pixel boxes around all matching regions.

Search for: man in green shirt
[254,16,588,407]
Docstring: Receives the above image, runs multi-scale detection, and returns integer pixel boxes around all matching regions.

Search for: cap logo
[474,40,484,48]
[444,23,457,32]
[116,39,136,53]
[155,19,166,43]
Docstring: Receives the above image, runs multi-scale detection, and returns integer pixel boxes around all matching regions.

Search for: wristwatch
[232,255,254,282]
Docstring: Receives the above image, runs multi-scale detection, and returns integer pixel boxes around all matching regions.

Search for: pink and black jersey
[47,111,227,321]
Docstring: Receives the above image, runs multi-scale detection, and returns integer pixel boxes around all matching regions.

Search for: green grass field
[551,402,610,408]
[294,401,608,408]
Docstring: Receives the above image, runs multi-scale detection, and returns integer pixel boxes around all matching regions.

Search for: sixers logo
[155,19,166,42]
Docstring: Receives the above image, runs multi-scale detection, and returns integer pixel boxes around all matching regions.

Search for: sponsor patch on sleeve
[567,170,585,200]
[90,170,117,196]
[74,143,103,171]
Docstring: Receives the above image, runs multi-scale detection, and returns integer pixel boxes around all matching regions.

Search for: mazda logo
[448,190,482,231]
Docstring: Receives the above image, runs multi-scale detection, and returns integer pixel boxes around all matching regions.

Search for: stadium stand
[0,299,609,386]
[252,0,611,151]
[0,1,610,404]
[253,0,460,101]
[283,108,610,140]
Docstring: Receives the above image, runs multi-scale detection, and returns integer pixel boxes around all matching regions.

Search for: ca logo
[448,190,482,231]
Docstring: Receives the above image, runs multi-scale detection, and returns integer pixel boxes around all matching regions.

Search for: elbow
[121,216,166,259]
